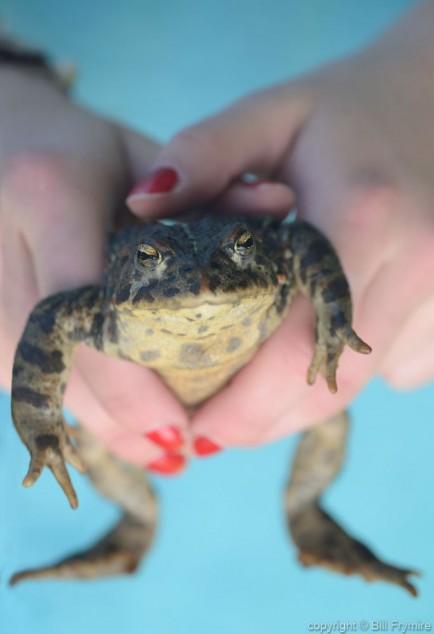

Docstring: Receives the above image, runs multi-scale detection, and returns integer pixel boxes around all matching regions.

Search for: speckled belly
[108,291,286,407]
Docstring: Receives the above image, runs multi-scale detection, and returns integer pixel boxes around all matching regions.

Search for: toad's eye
[136,244,162,267]
[234,230,255,256]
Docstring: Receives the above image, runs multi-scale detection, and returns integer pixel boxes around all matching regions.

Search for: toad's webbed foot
[288,221,371,393]
[307,321,371,394]
[291,504,419,597]
[10,428,158,585]
[21,424,85,509]
[10,513,155,585]
[285,412,419,596]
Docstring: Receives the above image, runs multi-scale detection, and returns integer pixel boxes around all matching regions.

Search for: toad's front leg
[11,286,105,508]
[288,221,371,392]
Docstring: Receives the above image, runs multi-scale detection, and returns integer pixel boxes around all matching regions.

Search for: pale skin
[1,1,434,468]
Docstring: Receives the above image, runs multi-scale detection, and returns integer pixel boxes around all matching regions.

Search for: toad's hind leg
[285,412,419,596]
[10,428,157,585]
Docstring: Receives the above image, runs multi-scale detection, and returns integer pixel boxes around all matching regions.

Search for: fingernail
[145,425,184,451]
[127,167,179,198]
[147,452,186,475]
[193,436,222,457]
[240,177,271,188]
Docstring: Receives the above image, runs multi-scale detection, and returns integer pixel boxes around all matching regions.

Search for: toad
[9,215,418,595]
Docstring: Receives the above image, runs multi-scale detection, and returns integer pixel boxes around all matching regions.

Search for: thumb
[115,123,160,183]
[126,85,310,217]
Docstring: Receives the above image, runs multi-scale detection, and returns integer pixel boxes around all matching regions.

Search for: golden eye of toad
[234,230,254,255]
[137,244,162,266]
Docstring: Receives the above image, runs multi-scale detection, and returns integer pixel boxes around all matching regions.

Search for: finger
[72,348,190,471]
[115,123,160,183]
[0,328,14,389]
[380,295,434,389]
[14,135,160,292]
[73,346,188,438]
[126,86,310,217]
[0,222,40,388]
[64,364,163,466]
[0,224,39,340]
[67,359,189,474]
[211,179,295,218]
[2,154,112,294]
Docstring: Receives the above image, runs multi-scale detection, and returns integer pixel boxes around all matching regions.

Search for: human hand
[0,66,190,472]
[127,2,434,449]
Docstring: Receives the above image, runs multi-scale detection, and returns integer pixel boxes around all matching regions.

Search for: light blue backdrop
[2,1,433,632]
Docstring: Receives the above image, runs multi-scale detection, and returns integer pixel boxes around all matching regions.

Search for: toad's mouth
[123,286,278,310]
[116,289,279,331]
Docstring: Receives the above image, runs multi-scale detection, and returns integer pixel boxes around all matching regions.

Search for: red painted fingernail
[128,167,179,197]
[147,452,186,475]
[145,425,184,451]
[194,436,222,457]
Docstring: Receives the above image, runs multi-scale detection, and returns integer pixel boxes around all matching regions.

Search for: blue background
[1,1,433,632]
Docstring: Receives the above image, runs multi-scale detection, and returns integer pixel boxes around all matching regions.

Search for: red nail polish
[146,425,184,451]
[128,167,179,197]
[194,436,222,457]
[147,452,186,475]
